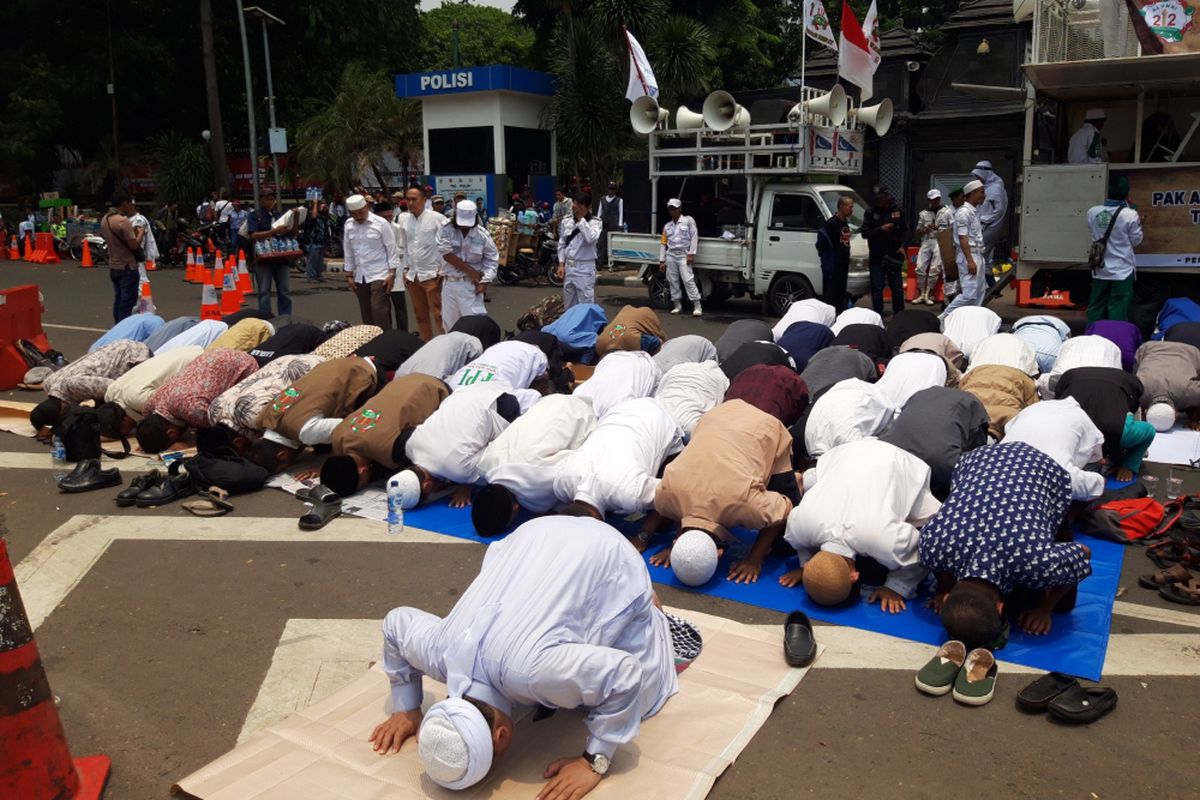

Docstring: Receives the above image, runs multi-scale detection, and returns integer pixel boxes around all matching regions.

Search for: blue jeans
[305,244,325,281]
[254,259,292,316]
[110,267,139,323]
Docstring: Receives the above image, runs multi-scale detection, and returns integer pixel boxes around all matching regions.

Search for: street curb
[598,274,643,288]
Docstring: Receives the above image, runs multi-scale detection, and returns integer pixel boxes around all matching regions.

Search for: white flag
[624,28,659,103]
[804,0,838,53]
[862,0,883,69]
[838,0,875,100]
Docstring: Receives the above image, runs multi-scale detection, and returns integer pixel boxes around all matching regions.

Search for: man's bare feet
[1018,608,1053,636]
[778,568,803,588]
[1115,467,1134,483]
[649,546,672,568]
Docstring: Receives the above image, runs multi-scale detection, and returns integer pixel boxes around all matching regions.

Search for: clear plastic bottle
[51,435,66,464]
[386,476,405,535]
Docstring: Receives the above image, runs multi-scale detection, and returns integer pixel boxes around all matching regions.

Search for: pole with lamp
[245,6,286,201]
[235,0,259,211]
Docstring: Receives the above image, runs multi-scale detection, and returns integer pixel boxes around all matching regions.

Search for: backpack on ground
[516,294,565,332]
[1077,496,1165,543]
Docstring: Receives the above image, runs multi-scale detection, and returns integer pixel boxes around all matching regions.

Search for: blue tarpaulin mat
[400,479,1130,681]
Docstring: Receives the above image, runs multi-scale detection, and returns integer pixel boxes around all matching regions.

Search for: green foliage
[649,14,718,104]
[293,62,422,193]
[547,18,626,182]
[0,55,69,194]
[150,132,213,205]
[418,4,537,69]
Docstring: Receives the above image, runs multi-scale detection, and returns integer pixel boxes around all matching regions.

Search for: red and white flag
[838,0,875,100]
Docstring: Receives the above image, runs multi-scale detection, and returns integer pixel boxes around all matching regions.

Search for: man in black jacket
[862,185,907,316]
[818,195,853,313]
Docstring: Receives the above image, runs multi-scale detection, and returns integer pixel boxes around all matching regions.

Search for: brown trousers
[406,276,445,341]
[353,279,392,331]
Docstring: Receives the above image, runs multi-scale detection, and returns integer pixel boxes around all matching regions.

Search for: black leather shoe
[116,469,163,507]
[783,610,818,668]
[135,462,195,508]
[58,459,123,493]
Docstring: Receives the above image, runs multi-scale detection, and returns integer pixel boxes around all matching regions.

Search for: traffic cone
[6,236,18,260]
[200,266,221,320]
[23,233,34,262]
[237,249,252,295]
[187,248,200,283]
[137,276,156,315]
[228,255,245,306]
[220,258,240,314]
[145,257,157,272]
[0,537,112,800]
[80,239,94,268]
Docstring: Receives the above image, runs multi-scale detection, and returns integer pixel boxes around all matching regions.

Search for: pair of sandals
[1138,563,1200,605]
[1016,672,1118,724]
[297,484,342,531]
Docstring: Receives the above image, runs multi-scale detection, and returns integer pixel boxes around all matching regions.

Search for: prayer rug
[172,607,815,800]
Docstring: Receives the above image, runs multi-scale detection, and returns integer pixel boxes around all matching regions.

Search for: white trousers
[915,239,942,293]
[665,254,700,302]
[563,260,596,308]
[942,263,986,315]
[441,279,485,330]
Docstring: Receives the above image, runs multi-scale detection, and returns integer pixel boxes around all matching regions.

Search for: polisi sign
[420,71,473,92]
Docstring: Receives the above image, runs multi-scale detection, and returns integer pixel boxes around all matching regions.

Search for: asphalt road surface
[2,257,1198,800]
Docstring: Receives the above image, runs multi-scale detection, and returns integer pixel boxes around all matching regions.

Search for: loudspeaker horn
[630,95,669,134]
[850,98,894,135]
[674,105,705,130]
[787,84,848,126]
[702,90,751,132]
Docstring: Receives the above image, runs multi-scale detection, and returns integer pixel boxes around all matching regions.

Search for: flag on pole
[804,0,838,53]
[624,28,659,103]
[838,0,875,101]
[862,0,883,68]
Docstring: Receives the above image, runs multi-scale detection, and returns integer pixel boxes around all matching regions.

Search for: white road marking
[43,322,109,333]
[0,452,156,471]
[14,514,469,630]
[1112,600,1200,630]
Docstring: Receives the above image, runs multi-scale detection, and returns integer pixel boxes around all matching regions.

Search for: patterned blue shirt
[918,442,1091,595]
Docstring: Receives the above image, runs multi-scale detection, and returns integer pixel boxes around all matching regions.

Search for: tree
[418,4,536,69]
[293,62,422,193]
[150,131,213,205]
[200,0,230,190]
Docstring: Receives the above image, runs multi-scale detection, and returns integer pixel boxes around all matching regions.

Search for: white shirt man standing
[914,189,953,304]
[1068,109,1108,165]
[970,160,1008,267]
[399,185,446,341]
[437,200,498,329]
[343,194,400,331]
[1085,175,1143,324]
[658,198,702,316]
[942,179,987,316]
[556,191,602,309]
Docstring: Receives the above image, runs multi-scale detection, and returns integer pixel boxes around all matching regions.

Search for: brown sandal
[1160,578,1200,605]
[1138,563,1193,590]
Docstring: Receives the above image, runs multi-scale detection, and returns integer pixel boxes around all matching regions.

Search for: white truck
[608,88,887,315]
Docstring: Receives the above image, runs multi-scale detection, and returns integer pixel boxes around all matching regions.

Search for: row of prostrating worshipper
[25,295,1200,651]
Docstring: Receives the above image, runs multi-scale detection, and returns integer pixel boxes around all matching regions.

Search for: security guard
[437,200,498,329]
[658,198,702,316]
[914,189,954,305]
[556,191,602,308]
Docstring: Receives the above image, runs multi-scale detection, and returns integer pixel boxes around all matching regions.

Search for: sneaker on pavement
[671,303,682,315]
[693,304,703,317]
[915,640,966,696]
[953,648,998,706]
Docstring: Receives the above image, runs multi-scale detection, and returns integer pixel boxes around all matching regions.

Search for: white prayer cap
[667,198,682,208]
[455,200,478,226]
[1085,108,1106,121]
[973,160,993,171]
[672,529,719,587]
[926,189,942,201]
[963,179,984,195]
[419,698,494,790]
[346,194,368,212]
[1147,401,1177,432]
[390,469,422,510]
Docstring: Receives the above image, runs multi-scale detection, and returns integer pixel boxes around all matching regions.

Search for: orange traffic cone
[220,258,240,314]
[6,236,18,260]
[80,239,94,268]
[137,277,157,315]
[200,266,221,320]
[145,257,157,272]
[237,249,252,295]
[0,538,112,800]
[23,233,34,262]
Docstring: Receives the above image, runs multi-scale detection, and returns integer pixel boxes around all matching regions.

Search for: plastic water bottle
[51,435,66,464]
[386,475,405,535]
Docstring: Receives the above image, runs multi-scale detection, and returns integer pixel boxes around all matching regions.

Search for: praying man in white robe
[373,517,682,798]
[1001,397,1106,501]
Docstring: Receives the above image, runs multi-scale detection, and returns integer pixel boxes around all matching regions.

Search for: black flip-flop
[1015,671,1079,712]
[1158,579,1200,606]
[783,611,817,668]
[1047,684,1118,724]
[298,484,342,531]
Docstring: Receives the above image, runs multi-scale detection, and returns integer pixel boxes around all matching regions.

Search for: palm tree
[294,62,422,193]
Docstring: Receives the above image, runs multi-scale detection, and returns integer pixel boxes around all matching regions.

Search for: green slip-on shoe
[952,648,998,706]
[915,640,966,696]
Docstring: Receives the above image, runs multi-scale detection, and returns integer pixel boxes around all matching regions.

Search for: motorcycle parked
[68,233,108,265]
[498,224,561,286]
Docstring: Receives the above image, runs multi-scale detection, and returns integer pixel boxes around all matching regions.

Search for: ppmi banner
[1118,164,1200,268]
